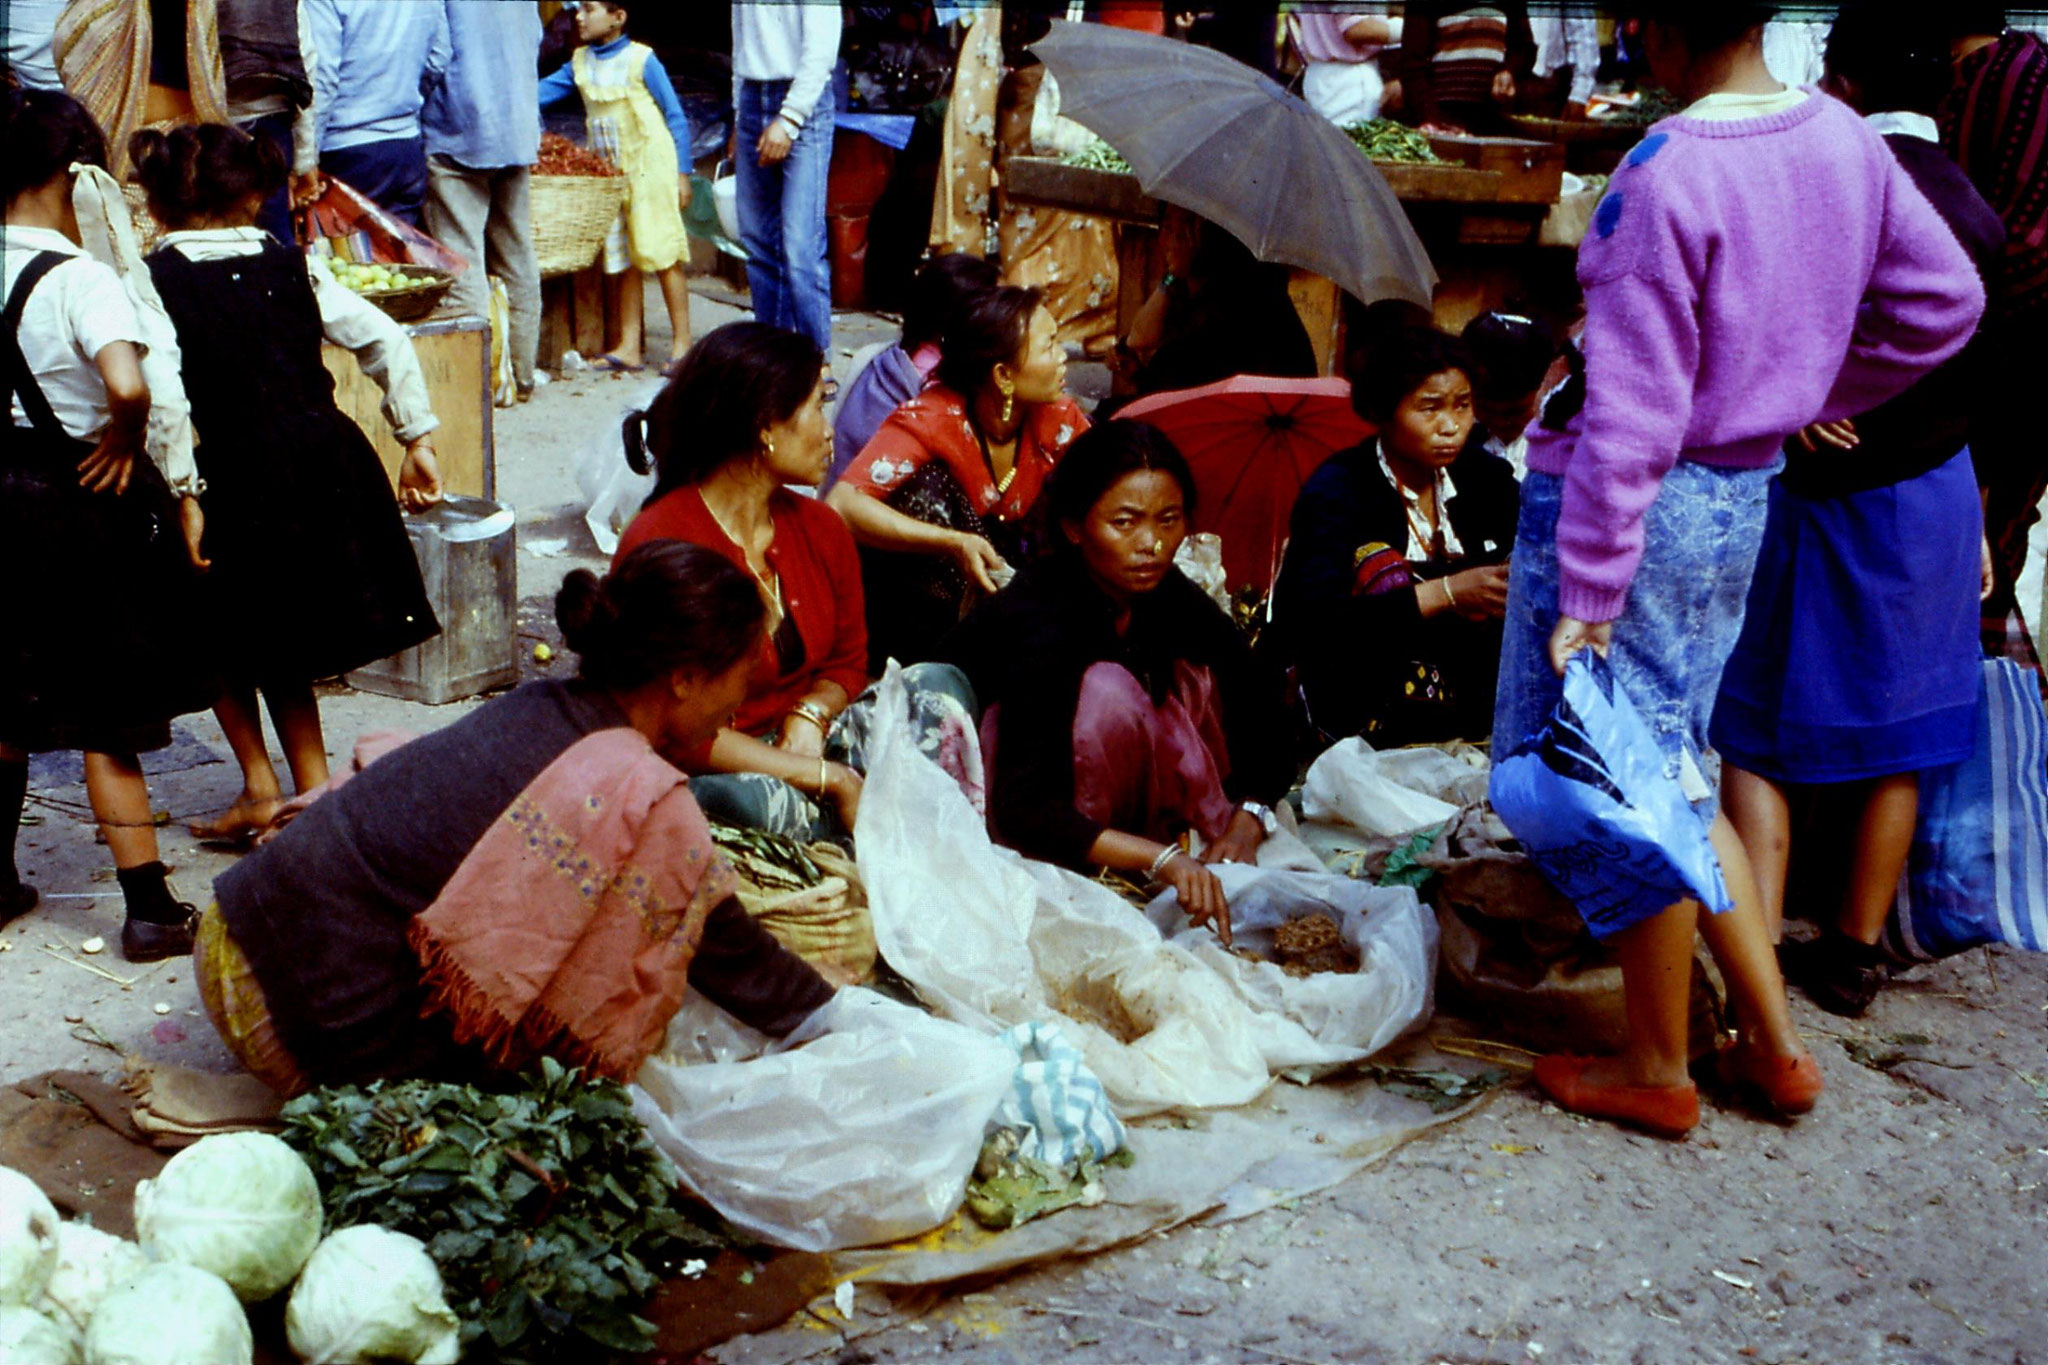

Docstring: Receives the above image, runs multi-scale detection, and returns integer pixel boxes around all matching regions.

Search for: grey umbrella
[1030,21,1437,308]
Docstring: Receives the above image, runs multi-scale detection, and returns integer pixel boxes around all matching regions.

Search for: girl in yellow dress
[539,1,693,373]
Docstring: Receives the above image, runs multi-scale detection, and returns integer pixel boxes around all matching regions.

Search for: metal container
[346,497,519,705]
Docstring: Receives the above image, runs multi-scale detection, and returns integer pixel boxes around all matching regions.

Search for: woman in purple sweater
[1491,4,1985,1138]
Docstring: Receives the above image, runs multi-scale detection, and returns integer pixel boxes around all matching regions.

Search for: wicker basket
[531,173,627,277]
[356,266,457,323]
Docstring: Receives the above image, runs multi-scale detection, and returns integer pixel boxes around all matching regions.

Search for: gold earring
[1000,388,1014,426]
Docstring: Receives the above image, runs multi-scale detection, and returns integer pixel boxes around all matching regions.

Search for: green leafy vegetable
[1062,135,1133,174]
[1342,119,1445,165]
[280,1059,732,1364]
[1360,1065,1514,1114]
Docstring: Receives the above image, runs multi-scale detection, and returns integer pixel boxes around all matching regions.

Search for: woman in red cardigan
[615,322,980,842]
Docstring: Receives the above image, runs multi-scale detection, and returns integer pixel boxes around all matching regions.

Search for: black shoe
[1,879,36,929]
[1781,932,1890,1018]
[121,904,199,964]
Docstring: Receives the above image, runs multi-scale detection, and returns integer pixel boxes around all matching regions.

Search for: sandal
[591,354,645,373]
[188,796,285,849]
[1534,1053,1700,1140]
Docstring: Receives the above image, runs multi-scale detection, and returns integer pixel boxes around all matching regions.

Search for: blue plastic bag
[1488,652,1733,937]
[1884,659,2048,961]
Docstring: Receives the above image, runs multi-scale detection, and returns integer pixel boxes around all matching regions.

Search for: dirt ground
[3,283,2045,1365]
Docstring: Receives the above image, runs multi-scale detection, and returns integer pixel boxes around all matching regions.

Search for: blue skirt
[1711,451,1983,784]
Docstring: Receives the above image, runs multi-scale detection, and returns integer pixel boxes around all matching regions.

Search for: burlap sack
[1424,807,1726,1058]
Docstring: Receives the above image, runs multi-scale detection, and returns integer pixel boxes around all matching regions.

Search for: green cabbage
[285,1227,460,1365]
[134,1133,321,1301]
[82,1264,251,1365]
[0,1304,80,1365]
[0,1165,60,1307]
[39,1223,146,1334]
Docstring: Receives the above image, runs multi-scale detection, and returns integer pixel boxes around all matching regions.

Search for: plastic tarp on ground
[855,666,1438,1117]
[632,666,1450,1274]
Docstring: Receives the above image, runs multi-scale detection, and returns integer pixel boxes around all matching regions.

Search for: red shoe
[1717,1042,1824,1117]
[1534,1053,1700,1140]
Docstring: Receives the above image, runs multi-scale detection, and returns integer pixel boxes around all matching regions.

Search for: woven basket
[531,173,627,277]
[358,266,457,323]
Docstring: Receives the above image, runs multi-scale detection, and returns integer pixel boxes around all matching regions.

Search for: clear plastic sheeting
[631,989,1014,1253]
[857,665,1437,1116]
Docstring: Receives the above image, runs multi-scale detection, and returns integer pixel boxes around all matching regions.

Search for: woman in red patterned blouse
[827,285,1089,671]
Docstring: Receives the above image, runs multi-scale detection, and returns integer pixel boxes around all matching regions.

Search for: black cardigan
[938,554,1295,868]
[1271,439,1520,745]
[1780,134,2005,497]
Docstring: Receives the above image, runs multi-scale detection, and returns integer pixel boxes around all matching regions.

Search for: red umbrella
[1121,376,1374,598]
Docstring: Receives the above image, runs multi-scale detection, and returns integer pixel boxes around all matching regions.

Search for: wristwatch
[1238,801,1280,837]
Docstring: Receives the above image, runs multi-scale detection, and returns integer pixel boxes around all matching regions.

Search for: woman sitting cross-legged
[828,285,1089,672]
[1271,326,1519,749]
[939,421,1296,941]
[197,544,837,1095]
[616,321,979,844]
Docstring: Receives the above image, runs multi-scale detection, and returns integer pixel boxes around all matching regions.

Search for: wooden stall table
[323,313,497,500]
[1006,128,1575,377]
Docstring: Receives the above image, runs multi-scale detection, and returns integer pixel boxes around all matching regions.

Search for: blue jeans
[1493,462,1779,815]
[734,78,834,351]
[321,137,428,228]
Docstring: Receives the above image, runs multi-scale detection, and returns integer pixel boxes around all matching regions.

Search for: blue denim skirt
[1492,461,1780,815]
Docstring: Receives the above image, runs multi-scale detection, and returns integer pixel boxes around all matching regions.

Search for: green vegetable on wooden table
[1343,118,1446,165]
[281,1058,734,1365]
[1062,135,1133,174]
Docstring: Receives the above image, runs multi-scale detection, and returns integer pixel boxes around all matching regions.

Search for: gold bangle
[789,699,832,731]
[1442,577,1459,609]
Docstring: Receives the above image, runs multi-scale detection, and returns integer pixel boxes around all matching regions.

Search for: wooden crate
[322,317,494,500]
[1423,133,1566,204]
[537,262,643,371]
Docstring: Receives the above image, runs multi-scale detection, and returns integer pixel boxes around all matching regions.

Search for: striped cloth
[54,0,229,177]
[1941,28,2048,319]
[1885,659,2048,960]
[988,1021,1127,1168]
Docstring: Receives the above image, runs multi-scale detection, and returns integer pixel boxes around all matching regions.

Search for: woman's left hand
[1200,810,1266,866]
[1982,533,1996,602]
[678,173,692,215]
[399,438,444,511]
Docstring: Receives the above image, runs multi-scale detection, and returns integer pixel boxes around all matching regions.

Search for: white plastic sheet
[573,378,664,554]
[1301,737,1488,839]
[858,666,1437,1117]
[631,990,1014,1253]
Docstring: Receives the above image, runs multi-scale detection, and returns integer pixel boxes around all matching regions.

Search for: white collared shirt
[3,225,147,443]
[1376,440,1465,561]
[158,227,439,444]
[1864,110,1940,143]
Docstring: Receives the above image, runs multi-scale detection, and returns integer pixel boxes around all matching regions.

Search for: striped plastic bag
[1886,659,2048,960]
[988,1022,1127,1168]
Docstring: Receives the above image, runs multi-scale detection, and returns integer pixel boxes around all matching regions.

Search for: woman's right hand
[948,532,1010,595]
[822,762,863,831]
[1159,852,1232,947]
[1447,564,1512,620]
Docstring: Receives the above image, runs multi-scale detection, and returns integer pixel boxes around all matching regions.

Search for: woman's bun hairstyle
[2,85,108,201]
[128,123,286,229]
[937,284,1044,402]
[556,542,766,690]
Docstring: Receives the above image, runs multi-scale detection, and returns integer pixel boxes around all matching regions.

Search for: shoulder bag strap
[2,251,82,442]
